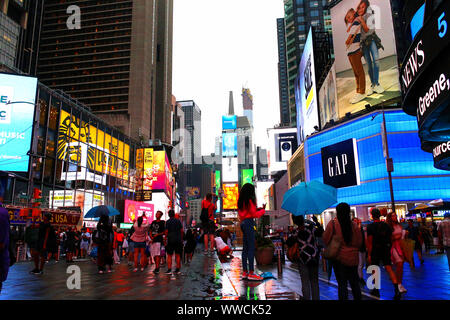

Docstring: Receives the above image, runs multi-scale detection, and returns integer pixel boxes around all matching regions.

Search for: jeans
[298,262,320,300]
[333,261,362,300]
[358,251,366,280]
[362,40,380,87]
[241,219,256,272]
[446,247,450,271]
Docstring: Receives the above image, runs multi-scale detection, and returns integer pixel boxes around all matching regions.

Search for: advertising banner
[330,0,401,117]
[241,169,254,186]
[268,128,298,173]
[295,27,319,142]
[0,74,37,172]
[319,64,339,127]
[222,183,238,210]
[49,189,104,220]
[222,132,238,157]
[124,200,155,224]
[57,110,130,181]
[222,157,238,182]
[222,115,237,130]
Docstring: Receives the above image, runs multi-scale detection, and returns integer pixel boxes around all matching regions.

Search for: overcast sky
[173,0,284,155]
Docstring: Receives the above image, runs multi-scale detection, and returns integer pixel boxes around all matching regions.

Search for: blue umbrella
[84,205,120,218]
[281,180,337,216]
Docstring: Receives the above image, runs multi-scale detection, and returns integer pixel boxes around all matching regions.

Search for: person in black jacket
[94,215,114,274]
[37,214,56,274]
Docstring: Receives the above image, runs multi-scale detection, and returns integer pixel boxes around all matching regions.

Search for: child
[214,235,233,261]
[344,8,366,104]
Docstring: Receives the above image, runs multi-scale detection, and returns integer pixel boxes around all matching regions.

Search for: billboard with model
[318,64,339,127]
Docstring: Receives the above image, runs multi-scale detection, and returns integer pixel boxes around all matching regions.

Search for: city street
[1,248,448,300]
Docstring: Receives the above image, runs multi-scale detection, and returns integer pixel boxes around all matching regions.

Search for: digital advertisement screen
[241,169,254,186]
[0,73,37,172]
[49,189,104,220]
[319,63,339,128]
[135,149,172,196]
[222,183,238,210]
[124,200,155,224]
[222,132,238,157]
[330,0,401,118]
[268,128,298,173]
[222,157,238,182]
[295,27,319,142]
[222,115,237,130]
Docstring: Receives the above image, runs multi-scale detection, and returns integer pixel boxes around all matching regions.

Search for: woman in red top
[201,194,217,255]
[237,183,265,281]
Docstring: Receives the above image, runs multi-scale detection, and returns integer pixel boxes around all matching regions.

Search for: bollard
[277,250,283,276]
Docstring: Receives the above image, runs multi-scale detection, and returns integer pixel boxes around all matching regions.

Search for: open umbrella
[281,180,337,216]
[84,205,120,219]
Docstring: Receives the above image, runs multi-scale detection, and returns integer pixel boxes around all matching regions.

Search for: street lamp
[370,105,396,213]
[6,100,40,207]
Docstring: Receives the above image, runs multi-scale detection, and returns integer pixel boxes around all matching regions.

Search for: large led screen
[222,157,238,182]
[0,73,38,172]
[222,115,237,130]
[268,128,298,173]
[124,200,155,224]
[223,183,238,210]
[319,64,339,127]
[222,132,238,157]
[295,27,319,143]
[330,0,401,118]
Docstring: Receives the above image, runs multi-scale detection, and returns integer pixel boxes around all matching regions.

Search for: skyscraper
[242,88,254,126]
[282,0,332,126]
[37,0,173,143]
[277,18,290,126]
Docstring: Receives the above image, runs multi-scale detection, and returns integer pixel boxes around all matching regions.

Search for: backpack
[286,237,300,262]
[200,207,209,222]
[297,227,319,265]
[93,228,109,245]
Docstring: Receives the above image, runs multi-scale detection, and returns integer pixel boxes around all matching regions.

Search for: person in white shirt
[80,228,91,259]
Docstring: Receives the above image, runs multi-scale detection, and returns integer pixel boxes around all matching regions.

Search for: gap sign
[321,138,360,188]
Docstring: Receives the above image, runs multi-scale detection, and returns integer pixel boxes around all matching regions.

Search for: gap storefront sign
[304,110,450,206]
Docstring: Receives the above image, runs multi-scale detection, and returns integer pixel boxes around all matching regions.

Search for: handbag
[323,220,342,260]
[400,238,415,269]
[287,241,300,263]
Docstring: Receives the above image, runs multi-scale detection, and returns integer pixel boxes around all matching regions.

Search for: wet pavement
[1,248,448,300]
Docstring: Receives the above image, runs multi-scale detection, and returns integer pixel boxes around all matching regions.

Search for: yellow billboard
[57,110,130,180]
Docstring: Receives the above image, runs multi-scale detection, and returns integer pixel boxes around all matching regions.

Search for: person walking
[366,208,401,299]
[406,220,424,264]
[184,228,196,264]
[131,215,150,272]
[323,203,362,300]
[386,212,407,294]
[0,200,10,293]
[150,211,165,274]
[164,210,183,275]
[292,215,320,300]
[237,183,265,281]
[80,228,91,259]
[115,230,124,260]
[201,194,217,256]
[93,215,114,274]
[65,227,76,263]
[438,213,450,271]
[420,221,432,253]
[36,214,56,274]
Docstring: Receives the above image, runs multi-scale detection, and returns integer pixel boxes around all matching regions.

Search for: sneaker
[133,268,138,272]
[30,269,40,275]
[373,84,385,94]
[247,273,264,281]
[98,270,104,274]
[153,268,160,274]
[107,269,113,273]
[398,284,407,293]
[174,268,181,274]
[366,86,374,96]
[242,271,248,280]
[350,93,366,104]
[164,269,172,275]
[140,268,144,272]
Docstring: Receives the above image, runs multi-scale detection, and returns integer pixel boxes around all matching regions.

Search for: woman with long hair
[386,212,407,294]
[95,214,114,274]
[237,183,266,281]
[130,215,150,272]
[323,203,362,300]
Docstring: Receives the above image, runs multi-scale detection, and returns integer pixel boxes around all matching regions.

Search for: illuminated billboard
[223,183,238,210]
[268,128,298,173]
[57,109,130,183]
[318,64,339,128]
[0,73,38,172]
[124,200,155,224]
[295,27,319,142]
[222,132,238,157]
[222,157,238,182]
[49,189,104,220]
[241,169,254,186]
[222,115,237,130]
[330,0,401,118]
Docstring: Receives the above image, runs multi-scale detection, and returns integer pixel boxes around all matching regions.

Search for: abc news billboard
[0,73,38,172]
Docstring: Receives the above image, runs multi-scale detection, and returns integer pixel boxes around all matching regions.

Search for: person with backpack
[291,215,320,300]
[323,203,362,300]
[201,194,217,256]
[366,208,401,299]
[37,214,56,274]
[164,210,184,275]
[94,215,114,274]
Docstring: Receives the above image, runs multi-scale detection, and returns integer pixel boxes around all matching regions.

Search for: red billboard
[124,200,155,224]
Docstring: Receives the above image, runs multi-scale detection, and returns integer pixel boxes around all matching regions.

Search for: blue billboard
[0,73,38,172]
[304,110,450,206]
[222,132,237,157]
[222,115,237,130]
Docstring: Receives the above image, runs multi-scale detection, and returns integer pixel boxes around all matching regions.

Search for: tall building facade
[277,18,290,126]
[282,0,332,126]
[242,88,253,126]
[37,0,173,143]
[0,0,44,75]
